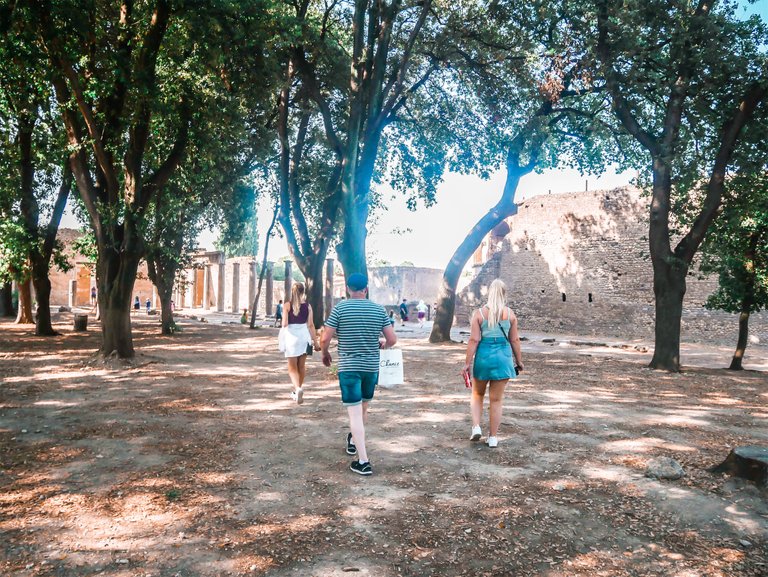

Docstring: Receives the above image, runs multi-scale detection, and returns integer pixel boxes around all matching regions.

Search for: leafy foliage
[700,171,768,315]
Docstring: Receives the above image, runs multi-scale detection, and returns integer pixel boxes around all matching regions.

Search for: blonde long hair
[290,282,305,316]
[485,279,508,329]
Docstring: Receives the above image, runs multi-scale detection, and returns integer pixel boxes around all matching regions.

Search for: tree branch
[140,104,191,210]
[596,0,659,156]
[677,81,768,262]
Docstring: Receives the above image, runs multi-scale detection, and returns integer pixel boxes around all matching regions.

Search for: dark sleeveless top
[288,302,309,324]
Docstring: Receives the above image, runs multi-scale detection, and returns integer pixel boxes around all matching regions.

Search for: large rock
[645,457,685,480]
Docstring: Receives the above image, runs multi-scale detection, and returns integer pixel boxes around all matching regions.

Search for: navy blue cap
[346,273,368,291]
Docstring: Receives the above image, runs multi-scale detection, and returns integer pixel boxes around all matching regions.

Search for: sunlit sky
[60,1,766,271]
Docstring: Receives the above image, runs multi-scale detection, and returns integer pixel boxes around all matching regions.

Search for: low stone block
[645,456,685,480]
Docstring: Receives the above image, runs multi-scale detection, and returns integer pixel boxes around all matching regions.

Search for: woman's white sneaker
[291,388,304,404]
[470,426,482,441]
[486,436,498,448]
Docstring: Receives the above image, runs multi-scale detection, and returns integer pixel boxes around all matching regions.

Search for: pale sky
[248,167,635,271]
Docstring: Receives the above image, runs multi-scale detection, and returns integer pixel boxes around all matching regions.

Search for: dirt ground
[1,312,767,577]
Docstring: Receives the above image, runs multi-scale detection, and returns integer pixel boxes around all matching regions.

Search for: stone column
[325,258,334,319]
[203,264,212,310]
[68,279,77,308]
[152,286,158,309]
[194,266,202,308]
[265,261,274,316]
[217,262,225,312]
[283,260,292,304]
[231,262,240,313]
[248,261,257,314]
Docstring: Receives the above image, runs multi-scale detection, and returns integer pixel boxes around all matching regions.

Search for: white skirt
[278,324,312,358]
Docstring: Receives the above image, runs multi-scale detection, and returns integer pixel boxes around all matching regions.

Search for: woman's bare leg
[287,357,301,391]
[470,379,489,428]
[488,379,509,436]
[297,354,307,387]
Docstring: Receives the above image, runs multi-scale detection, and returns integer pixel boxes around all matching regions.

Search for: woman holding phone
[462,279,523,447]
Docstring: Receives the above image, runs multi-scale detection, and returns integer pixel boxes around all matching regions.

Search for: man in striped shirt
[321,273,397,475]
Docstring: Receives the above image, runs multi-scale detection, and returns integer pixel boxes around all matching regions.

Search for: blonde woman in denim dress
[463,279,523,447]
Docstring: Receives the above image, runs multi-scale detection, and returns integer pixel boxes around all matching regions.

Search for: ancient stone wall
[368,266,443,307]
[458,187,768,345]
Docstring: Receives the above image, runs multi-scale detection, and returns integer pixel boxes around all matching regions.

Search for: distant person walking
[90,286,97,306]
[133,295,140,312]
[279,284,318,404]
[321,273,397,475]
[398,299,408,326]
[416,300,428,327]
[274,299,283,327]
[462,279,523,448]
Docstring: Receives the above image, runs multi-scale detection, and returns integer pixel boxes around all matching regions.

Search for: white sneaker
[291,388,304,404]
[470,425,482,441]
[486,436,498,448]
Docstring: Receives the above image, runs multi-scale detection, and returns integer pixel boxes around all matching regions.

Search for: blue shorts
[339,371,378,406]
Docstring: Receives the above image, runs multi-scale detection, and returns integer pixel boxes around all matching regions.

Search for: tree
[28,0,195,357]
[429,0,619,342]
[592,0,768,371]
[285,0,454,285]
[0,7,72,334]
[141,4,276,336]
[700,170,768,370]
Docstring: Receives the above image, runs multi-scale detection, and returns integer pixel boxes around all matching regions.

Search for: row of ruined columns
[173,258,337,318]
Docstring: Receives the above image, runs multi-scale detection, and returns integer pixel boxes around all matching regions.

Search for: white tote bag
[378,348,404,389]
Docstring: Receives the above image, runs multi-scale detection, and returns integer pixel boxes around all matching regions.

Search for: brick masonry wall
[458,187,768,346]
[369,266,443,307]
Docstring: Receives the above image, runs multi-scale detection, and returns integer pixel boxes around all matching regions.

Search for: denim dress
[473,310,516,381]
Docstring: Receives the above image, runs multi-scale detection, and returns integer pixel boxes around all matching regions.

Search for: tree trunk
[159,291,175,335]
[156,269,177,336]
[649,262,687,371]
[0,282,13,317]
[336,214,369,281]
[729,308,750,371]
[251,202,280,328]
[100,300,135,357]
[146,252,178,336]
[97,249,141,358]
[15,278,34,324]
[303,256,325,328]
[711,446,768,487]
[32,273,57,336]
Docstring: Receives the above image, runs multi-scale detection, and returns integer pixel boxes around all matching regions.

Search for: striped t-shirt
[325,299,391,372]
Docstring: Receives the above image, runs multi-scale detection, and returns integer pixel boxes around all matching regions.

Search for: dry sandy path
[1,313,766,577]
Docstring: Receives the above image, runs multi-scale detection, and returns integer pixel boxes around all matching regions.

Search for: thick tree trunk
[649,262,687,371]
[303,256,325,328]
[98,249,141,358]
[15,278,34,324]
[711,446,768,487]
[32,274,57,336]
[431,277,458,343]
[0,283,13,317]
[336,216,368,281]
[100,301,135,357]
[729,308,750,371]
